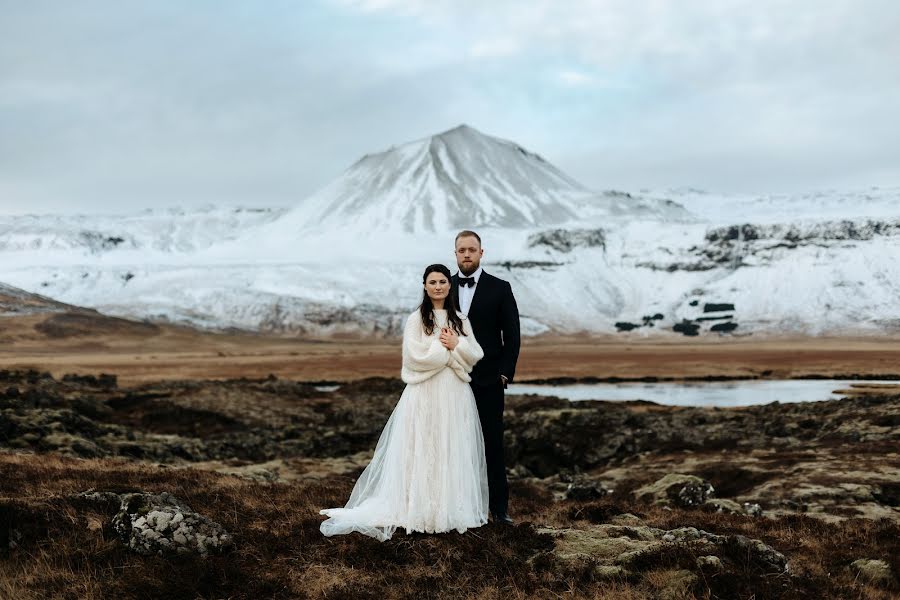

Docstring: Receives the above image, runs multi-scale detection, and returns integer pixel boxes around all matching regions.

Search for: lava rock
[710,321,738,333]
[536,523,788,581]
[565,480,612,501]
[635,474,715,508]
[743,502,764,517]
[112,491,233,557]
[704,498,745,514]
[704,303,735,313]
[61,373,118,390]
[697,555,723,572]
[673,320,700,336]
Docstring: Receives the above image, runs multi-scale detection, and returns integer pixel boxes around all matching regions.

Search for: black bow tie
[458,277,475,288]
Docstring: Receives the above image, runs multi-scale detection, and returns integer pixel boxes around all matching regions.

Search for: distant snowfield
[1,126,898,337]
[661,187,900,223]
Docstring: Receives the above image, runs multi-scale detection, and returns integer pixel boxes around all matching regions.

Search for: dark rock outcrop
[635,474,715,508]
[537,520,788,582]
[704,303,735,313]
[673,320,700,336]
[502,393,900,479]
[111,491,233,556]
[527,228,606,253]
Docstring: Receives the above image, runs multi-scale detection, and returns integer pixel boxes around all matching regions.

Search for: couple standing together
[320,230,521,541]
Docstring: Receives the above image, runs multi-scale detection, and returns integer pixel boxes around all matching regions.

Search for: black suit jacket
[452,270,521,387]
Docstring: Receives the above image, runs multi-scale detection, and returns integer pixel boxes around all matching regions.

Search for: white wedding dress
[319,309,488,541]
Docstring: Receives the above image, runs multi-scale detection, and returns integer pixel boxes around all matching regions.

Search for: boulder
[743,502,764,517]
[112,491,233,557]
[697,555,723,572]
[565,480,612,501]
[635,474,715,508]
[701,498,763,517]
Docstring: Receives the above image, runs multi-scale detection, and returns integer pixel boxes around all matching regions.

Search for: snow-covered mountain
[248,124,688,239]
[1,125,898,338]
[286,124,584,232]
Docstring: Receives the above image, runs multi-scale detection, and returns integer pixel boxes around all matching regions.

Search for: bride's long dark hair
[420,263,466,336]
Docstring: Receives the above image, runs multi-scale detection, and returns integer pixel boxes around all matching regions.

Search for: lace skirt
[319,368,489,540]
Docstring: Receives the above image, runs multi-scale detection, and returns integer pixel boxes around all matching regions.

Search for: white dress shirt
[457,266,482,316]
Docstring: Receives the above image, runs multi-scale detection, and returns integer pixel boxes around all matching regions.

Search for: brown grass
[2,312,900,385]
[2,452,898,599]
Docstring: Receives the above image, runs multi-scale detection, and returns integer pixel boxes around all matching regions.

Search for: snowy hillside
[0,206,287,262]
[0,125,898,338]
[646,187,900,223]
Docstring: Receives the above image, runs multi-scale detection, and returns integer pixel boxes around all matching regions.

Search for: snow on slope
[647,186,900,223]
[0,205,287,265]
[6,211,899,338]
[0,123,898,337]
[587,217,900,336]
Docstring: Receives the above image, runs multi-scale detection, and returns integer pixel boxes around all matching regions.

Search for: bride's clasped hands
[439,326,458,351]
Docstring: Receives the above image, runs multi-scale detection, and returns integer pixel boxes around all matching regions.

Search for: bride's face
[424,271,450,302]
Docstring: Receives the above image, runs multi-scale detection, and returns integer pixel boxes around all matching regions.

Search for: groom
[452,230,520,525]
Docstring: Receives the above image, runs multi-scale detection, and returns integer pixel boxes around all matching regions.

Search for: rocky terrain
[1,368,898,598]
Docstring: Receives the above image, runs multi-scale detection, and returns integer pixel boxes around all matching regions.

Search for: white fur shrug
[400,309,484,384]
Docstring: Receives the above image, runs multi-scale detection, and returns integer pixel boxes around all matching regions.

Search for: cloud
[0,0,898,214]
[331,0,900,95]
[557,70,594,87]
[469,38,520,59]
[332,0,900,192]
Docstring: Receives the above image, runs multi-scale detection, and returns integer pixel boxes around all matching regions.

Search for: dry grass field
[2,311,899,384]
[2,448,898,599]
[1,309,899,598]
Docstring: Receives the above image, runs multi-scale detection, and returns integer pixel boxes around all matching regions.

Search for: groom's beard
[458,263,478,276]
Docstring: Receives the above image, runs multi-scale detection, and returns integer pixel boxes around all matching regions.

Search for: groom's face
[455,235,483,276]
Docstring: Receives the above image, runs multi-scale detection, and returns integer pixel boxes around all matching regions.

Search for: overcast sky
[1,0,899,214]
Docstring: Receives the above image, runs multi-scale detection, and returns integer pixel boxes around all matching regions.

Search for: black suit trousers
[471,379,508,515]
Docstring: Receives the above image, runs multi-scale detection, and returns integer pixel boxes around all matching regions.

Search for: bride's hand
[439,327,459,350]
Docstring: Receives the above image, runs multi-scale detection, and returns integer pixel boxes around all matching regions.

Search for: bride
[319,264,489,541]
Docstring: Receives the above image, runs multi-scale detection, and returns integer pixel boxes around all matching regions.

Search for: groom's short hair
[455,230,481,245]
